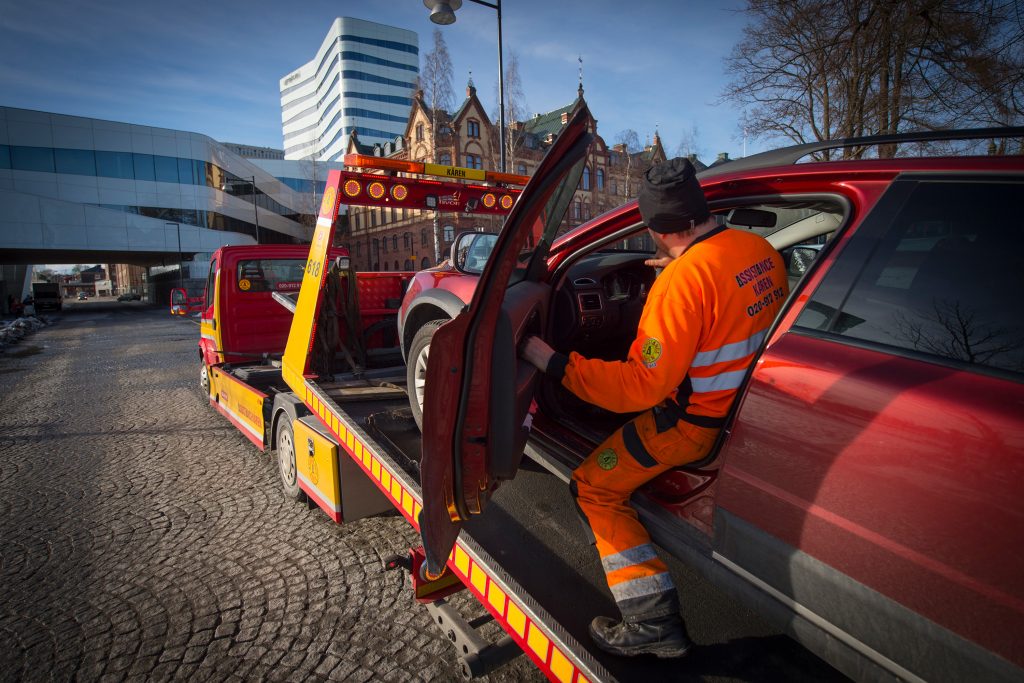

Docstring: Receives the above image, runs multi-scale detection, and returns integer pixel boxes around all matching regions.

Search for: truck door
[419,108,593,574]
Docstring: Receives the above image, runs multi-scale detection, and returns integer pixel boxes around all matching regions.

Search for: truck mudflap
[299,378,613,683]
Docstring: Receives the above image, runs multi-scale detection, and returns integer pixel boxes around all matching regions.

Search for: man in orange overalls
[522,157,787,658]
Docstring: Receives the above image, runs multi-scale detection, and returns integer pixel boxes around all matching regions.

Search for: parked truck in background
[31,282,63,312]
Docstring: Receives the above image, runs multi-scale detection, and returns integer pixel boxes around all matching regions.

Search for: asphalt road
[0,302,846,682]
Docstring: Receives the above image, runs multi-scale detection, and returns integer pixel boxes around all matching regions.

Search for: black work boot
[589,613,693,658]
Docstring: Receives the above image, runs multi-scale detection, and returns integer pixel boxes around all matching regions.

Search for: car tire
[276,418,305,502]
[406,319,446,432]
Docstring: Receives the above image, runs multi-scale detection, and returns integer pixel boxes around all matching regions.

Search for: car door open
[419,108,593,576]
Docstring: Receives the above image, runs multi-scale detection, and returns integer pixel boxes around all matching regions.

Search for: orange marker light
[391,184,408,201]
[500,194,514,210]
[368,181,386,200]
[343,180,362,197]
[482,193,496,209]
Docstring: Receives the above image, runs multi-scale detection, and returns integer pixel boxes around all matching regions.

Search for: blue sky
[0,0,763,161]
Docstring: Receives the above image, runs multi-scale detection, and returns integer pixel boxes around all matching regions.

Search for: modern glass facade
[280,17,418,162]
[0,106,315,264]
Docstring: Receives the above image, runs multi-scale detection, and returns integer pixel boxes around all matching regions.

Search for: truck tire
[406,319,446,432]
[276,418,305,501]
[199,364,210,398]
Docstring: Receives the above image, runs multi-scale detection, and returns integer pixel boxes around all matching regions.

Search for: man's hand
[644,255,673,268]
[520,335,555,372]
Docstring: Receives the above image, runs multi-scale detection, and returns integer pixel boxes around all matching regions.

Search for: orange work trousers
[571,407,718,619]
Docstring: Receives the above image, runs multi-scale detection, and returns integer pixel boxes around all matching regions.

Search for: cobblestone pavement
[0,305,543,682]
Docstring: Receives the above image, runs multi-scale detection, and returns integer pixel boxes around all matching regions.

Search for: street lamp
[249,176,261,244]
[425,0,506,173]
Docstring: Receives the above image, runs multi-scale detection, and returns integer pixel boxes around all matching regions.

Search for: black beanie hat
[637,157,710,233]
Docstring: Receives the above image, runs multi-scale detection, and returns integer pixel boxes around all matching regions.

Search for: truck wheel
[276,419,305,501]
[406,319,446,432]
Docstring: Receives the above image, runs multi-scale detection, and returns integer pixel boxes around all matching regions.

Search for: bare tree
[613,129,641,199]
[421,29,456,262]
[674,123,705,161]
[492,51,529,171]
[723,0,1024,158]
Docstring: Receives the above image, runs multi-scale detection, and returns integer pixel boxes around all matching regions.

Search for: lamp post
[167,222,182,288]
[249,176,261,244]
[425,0,506,173]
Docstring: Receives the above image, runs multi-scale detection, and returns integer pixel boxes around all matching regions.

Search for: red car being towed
[398,108,1024,682]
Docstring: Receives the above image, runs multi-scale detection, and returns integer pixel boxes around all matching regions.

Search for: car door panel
[419,108,593,574]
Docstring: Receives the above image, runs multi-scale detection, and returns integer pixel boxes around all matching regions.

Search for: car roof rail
[699,126,1024,179]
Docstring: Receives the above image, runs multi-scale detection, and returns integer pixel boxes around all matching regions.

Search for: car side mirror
[787,246,819,276]
[451,231,498,275]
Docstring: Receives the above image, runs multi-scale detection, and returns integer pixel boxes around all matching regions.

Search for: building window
[467,120,480,138]
[517,163,527,176]
[416,123,424,141]
[356,242,361,256]
[403,233,411,249]
[582,167,591,191]
[392,235,398,251]
[597,168,605,190]
[573,200,581,220]
[465,154,482,170]
[421,257,431,269]
[611,179,618,195]
[439,152,452,165]
[382,237,388,253]
[443,225,454,242]
[421,228,428,246]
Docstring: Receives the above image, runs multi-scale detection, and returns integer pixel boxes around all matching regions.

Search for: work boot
[589,613,693,658]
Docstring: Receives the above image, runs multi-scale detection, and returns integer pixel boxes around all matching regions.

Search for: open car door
[420,107,593,575]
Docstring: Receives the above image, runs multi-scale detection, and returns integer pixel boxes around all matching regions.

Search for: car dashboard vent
[578,293,602,311]
[574,277,596,286]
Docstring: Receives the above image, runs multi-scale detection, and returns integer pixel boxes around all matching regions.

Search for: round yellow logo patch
[597,449,618,470]
[238,278,251,291]
[641,338,663,367]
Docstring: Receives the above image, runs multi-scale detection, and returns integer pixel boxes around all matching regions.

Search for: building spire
[467,70,476,97]
[577,55,584,98]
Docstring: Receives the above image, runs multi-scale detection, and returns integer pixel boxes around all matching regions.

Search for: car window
[795,180,1024,375]
[236,259,306,293]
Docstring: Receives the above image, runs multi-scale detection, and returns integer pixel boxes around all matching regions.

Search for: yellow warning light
[500,194,514,210]
[368,181,386,200]
[481,193,496,209]
[391,184,409,201]
[343,180,362,197]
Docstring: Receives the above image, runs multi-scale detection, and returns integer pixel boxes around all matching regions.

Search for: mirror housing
[451,231,498,274]
[728,208,778,229]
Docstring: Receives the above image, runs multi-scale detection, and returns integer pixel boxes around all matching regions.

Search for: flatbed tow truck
[191,162,647,681]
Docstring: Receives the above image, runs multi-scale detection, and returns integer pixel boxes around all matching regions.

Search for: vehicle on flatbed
[403,111,1024,683]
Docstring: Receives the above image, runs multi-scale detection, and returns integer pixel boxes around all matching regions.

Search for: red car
[398,109,1024,682]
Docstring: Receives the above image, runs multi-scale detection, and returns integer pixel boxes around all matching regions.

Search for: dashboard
[551,251,657,356]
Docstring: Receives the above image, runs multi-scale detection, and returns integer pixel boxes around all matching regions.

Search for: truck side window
[795,180,1024,375]
[204,258,217,307]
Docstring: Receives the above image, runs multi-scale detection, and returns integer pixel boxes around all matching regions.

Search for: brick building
[342,81,668,272]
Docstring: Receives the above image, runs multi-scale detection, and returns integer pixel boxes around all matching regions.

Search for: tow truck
[185,163,603,678]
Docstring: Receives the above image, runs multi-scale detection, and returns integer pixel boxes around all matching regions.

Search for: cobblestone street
[0,305,541,682]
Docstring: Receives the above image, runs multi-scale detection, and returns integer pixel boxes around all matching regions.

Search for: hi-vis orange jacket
[550,227,788,423]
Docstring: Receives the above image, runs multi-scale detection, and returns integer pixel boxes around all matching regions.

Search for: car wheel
[406,319,446,432]
[276,418,305,501]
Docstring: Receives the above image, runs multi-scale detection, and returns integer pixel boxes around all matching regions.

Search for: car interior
[533,198,847,456]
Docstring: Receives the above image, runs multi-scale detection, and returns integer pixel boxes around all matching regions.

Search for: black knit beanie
[637,157,710,233]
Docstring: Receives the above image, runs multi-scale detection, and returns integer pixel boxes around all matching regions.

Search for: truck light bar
[338,170,520,215]
[343,154,530,187]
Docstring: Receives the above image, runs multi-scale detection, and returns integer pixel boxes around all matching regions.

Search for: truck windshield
[236,259,306,293]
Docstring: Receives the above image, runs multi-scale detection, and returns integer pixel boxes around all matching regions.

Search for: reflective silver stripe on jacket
[691,328,768,368]
[690,369,747,393]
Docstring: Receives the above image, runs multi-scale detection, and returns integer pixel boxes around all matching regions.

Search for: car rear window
[236,259,306,293]
[795,179,1024,375]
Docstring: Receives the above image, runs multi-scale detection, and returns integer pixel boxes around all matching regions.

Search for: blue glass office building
[280,18,418,161]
